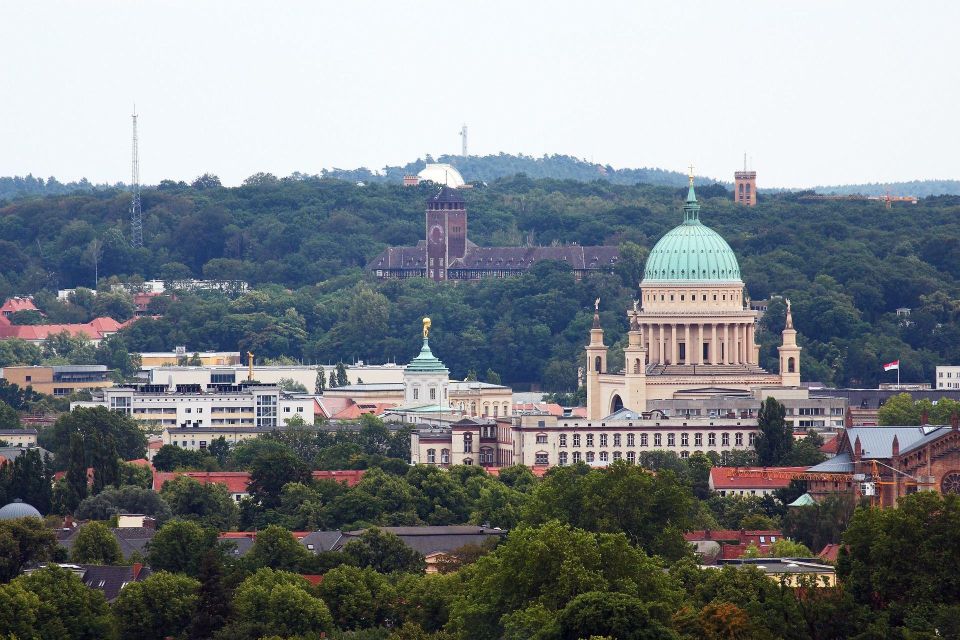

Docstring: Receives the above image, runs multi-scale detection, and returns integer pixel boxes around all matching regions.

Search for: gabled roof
[843,426,942,459]
[338,525,507,556]
[806,453,853,473]
[0,297,39,315]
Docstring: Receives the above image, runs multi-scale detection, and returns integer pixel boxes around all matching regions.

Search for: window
[255,394,277,428]
[735,432,743,446]
[573,451,582,463]
[284,407,291,413]
[599,451,609,462]
[600,434,608,447]
[722,433,730,446]
[641,434,648,447]
[613,433,621,447]
[680,451,690,459]
[613,451,622,461]
[463,433,473,453]
[749,433,757,445]
[430,387,436,400]
[681,433,689,446]
[627,433,635,446]
[695,433,703,446]
[627,451,636,463]
[493,405,499,417]
[413,388,419,400]
[586,433,594,447]
[586,451,595,462]
[427,449,436,464]
[441,449,450,464]
[667,433,675,447]
[559,434,567,447]
[708,433,716,446]
[573,434,581,447]
[559,452,568,466]
[536,433,548,444]
[535,452,549,465]
[185,407,192,414]
[654,434,662,447]
[480,448,494,465]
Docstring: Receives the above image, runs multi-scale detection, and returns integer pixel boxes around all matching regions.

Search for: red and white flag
[883,360,900,371]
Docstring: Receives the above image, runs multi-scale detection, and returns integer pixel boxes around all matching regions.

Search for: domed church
[586,174,801,419]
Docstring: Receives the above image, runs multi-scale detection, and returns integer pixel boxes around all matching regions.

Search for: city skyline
[0,1,957,188]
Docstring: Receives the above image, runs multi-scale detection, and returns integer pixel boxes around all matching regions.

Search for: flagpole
[897,362,900,389]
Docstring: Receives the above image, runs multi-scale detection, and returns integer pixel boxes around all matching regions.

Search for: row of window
[644,290,741,304]
[425,447,496,465]
[551,432,754,448]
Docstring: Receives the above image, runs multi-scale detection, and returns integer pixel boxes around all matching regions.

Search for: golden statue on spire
[422,317,432,339]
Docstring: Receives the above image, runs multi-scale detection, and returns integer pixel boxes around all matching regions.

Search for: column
[658,323,666,365]
[711,323,718,364]
[725,324,733,364]
[747,324,755,364]
[691,324,699,365]
[734,324,741,365]
[684,324,690,365]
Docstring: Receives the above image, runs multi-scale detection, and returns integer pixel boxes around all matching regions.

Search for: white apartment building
[936,366,960,390]
[72,383,314,431]
[143,363,405,391]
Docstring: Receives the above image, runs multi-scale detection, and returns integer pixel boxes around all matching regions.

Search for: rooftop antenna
[130,105,143,248]
[460,124,468,157]
[744,152,747,171]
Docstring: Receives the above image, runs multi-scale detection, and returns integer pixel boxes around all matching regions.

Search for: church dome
[417,163,465,188]
[642,184,741,283]
[0,499,41,520]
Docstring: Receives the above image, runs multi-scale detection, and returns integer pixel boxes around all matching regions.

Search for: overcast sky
[1,1,957,188]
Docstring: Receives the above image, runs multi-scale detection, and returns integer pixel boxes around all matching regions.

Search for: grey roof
[0,446,51,460]
[449,381,509,390]
[58,527,156,560]
[715,558,835,576]
[331,383,404,392]
[429,185,465,204]
[807,453,853,473]
[77,564,152,601]
[898,426,953,456]
[301,530,344,552]
[51,365,109,373]
[0,428,38,436]
[604,408,645,421]
[816,388,960,410]
[844,426,937,459]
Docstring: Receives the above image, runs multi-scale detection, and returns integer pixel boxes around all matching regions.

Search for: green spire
[683,183,700,223]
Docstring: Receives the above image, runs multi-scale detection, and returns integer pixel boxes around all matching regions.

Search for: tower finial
[688,163,695,186]
[422,317,431,340]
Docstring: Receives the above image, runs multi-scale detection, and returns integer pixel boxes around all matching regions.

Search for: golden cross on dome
[688,164,694,185]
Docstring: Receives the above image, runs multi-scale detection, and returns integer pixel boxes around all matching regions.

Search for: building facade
[367,186,620,281]
[937,366,960,390]
[586,177,800,420]
[1,365,113,396]
[73,382,313,431]
[734,170,757,206]
[144,362,405,390]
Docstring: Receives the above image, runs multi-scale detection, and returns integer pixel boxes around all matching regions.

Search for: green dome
[405,338,449,373]
[642,184,741,283]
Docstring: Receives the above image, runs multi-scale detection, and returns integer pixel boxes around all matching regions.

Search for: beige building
[139,351,242,367]
[0,429,38,448]
[144,362,405,391]
[1,365,113,397]
[586,177,801,420]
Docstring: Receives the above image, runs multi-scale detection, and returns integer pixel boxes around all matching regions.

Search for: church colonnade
[640,322,756,365]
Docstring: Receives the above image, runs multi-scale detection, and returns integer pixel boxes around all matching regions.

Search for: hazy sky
[1,1,957,188]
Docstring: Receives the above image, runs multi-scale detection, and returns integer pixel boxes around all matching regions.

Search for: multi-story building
[0,429,38,448]
[143,362,405,390]
[139,351,242,368]
[936,366,960,390]
[1,365,113,396]
[367,186,619,281]
[411,410,760,469]
[72,382,314,431]
[734,169,757,206]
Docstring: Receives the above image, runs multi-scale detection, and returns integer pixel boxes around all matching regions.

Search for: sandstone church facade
[585,177,802,419]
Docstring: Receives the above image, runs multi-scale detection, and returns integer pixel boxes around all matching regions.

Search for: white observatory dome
[417,163,465,188]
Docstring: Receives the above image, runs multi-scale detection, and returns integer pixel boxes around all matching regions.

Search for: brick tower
[734,166,757,206]
[425,186,467,282]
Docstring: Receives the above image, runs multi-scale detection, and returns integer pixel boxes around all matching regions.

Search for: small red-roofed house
[818,543,844,564]
[819,434,840,458]
[684,529,785,563]
[0,297,40,318]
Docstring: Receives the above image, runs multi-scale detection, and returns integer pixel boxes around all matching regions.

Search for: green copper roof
[405,338,449,373]
[788,492,818,507]
[642,184,742,283]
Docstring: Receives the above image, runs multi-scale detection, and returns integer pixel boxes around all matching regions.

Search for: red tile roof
[153,469,366,492]
[486,465,550,478]
[710,466,809,491]
[331,402,397,420]
[818,543,844,563]
[312,470,365,487]
[820,435,841,454]
[0,297,39,316]
[0,315,133,342]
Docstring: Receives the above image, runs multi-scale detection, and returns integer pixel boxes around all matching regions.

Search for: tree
[484,369,502,385]
[147,520,219,577]
[12,564,114,640]
[92,290,136,322]
[754,397,791,467]
[317,564,396,630]
[64,432,89,512]
[246,525,316,572]
[0,516,57,582]
[0,447,53,514]
[336,362,349,387]
[277,377,308,393]
[341,527,426,574]
[558,591,675,640]
[159,475,239,530]
[189,548,232,640]
[71,521,122,564]
[315,367,326,394]
[0,401,20,429]
[40,406,146,468]
[152,445,213,472]
[225,568,333,640]
[0,580,41,639]
[248,448,310,508]
[113,571,200,640]
[768,538,813,558]
[75,485,172,523]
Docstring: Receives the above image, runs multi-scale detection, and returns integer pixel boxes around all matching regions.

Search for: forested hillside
[1,173,959,390]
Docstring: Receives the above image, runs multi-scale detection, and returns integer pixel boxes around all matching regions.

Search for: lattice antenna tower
[460,123,468,157]
[130,106,143,248]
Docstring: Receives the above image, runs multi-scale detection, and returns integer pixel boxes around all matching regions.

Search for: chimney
[844,411,853,428]
[854,435,862,461]
[891,434,899,458]
[921,410,929,426]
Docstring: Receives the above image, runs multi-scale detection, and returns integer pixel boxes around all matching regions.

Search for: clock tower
[425,186,467,282]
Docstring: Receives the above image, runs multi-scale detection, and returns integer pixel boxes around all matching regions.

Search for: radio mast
[130,107,143,248]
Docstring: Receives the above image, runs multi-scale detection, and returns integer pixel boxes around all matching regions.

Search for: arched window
[594,356,602,372]
[493,405,499,417]
[470,401,477,416]
[633,358,642,374]
[427,449,436,464]
[463,432,473,453]
[788,357,796,373]
[441,449,450,464]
